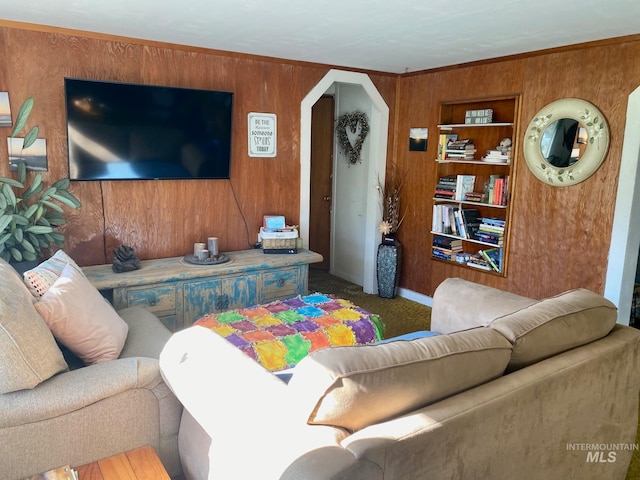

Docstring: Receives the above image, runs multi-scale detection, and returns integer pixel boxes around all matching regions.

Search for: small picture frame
[0,92,11,128]
[409,127,428,151]
[8,137,48,171]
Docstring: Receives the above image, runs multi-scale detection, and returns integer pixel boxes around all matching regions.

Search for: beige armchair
[0,259,182,479]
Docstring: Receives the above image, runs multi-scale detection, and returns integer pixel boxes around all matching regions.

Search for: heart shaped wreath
[336,111,370,165]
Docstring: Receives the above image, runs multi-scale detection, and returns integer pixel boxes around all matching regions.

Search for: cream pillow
[23,250,85,297]
[488,288,618,371]
[34,263,129,365]
[288,328,512,431]
[0,259,68,394]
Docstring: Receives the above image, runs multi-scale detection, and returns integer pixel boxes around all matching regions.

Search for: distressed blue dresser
[83,249,323,331]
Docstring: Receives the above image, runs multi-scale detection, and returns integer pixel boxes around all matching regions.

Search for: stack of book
[482,149,510,164]
[434,175,457,200]
[466,253,493,271]
[445,139,476,160]
[432,236,463,262]
[463,191,484,202]
[485,175,508,206]
[434,174,476,201]
[438,133,458,160]
[474,217,505,246]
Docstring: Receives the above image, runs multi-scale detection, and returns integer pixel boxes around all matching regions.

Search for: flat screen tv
[64,78,233,180]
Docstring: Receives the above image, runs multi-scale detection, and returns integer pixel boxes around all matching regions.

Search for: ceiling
[2,0,640,74]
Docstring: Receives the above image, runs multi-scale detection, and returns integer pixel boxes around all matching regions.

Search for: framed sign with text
[248,112,277,157]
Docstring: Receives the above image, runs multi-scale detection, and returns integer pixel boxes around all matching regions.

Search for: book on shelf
[432,236,463,250]
[466,255,492,270]
[482,149,510,164]
[483,175,508,206]
[463,191,484,202]
[455,175,476,201]
[460,208,481,238]
[479,248,502,272]
[438,133,458,160]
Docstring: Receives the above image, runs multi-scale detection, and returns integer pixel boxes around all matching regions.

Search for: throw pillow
[34,263,129,365]
[289,327,512,431]
[0,258,68,394]
[23,250,85,297]
[488,288,618,371]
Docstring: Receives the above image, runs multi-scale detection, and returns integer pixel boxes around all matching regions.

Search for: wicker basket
[261,237,297,249]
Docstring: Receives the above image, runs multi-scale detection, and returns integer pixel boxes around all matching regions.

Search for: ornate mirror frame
[523,98,610,186]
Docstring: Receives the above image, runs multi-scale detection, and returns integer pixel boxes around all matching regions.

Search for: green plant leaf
[42,200,64,213]
[21,126,39,150]
[22,250,37,261]
[0,176,23,188]
[56,190,81,208]
[0,214,12,232]
[20,238,36,253]
[49,192,79,208]
[13,227,23,243]
[9,247,22,262]
[25,225,54,234]
[50,232,65,242]
[2,184,17,207]
[22,174,43,200]
[17,161,26,184]
[10,97,34,138]
[52,178,70,190]
[0,195,6,210]
[12,214,29,226]
[40,186,56,200]
[22,203,39,220]
[0,232,11,244]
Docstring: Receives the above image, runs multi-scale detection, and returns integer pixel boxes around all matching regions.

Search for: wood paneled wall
[394,38,640,299]
[1,21,637,302]
[0,23,397,266]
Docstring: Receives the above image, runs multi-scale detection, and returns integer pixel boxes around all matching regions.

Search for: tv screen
[64,78,233,180]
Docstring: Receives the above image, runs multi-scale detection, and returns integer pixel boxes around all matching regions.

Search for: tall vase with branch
[376,163,407,298]
[377,163,407,243]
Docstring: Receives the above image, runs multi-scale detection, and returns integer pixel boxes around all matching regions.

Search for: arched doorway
[300,70,389,294]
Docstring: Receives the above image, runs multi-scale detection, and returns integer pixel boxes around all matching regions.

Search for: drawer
[125,284,177,314]
[261,268,299,301]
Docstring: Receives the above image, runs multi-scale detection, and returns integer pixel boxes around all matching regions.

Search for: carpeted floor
[308,267,431,339]
[308,268,640,480]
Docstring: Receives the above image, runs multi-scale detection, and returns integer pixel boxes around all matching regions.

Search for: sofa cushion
[431,277,536,334]
[34,263,129,365]
[0,259,68,394]
[488,288,618,371]
[23,249,85,297]
[288,327,512,431]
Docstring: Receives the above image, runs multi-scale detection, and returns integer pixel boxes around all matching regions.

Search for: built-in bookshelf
[431,95,520,275]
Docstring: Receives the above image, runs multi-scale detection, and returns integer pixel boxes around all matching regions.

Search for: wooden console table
[83,249,323,331]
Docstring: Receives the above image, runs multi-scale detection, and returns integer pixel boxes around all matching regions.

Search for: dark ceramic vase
[376,235,402,298]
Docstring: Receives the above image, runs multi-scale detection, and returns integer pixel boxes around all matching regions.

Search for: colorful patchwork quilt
[193,293,385,371]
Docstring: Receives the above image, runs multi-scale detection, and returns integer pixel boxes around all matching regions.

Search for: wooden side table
[75,446,170,480]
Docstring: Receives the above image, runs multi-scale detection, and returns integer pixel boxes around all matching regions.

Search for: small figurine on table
[112,245,141,273]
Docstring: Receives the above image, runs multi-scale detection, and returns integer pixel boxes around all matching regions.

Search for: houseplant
[376,163,407,298]
[0,97,81,264]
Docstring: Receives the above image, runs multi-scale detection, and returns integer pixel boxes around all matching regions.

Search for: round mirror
[523,98,609,186]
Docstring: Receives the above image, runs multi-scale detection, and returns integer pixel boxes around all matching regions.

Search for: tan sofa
[0,258,182,479]
[159,278,640,480]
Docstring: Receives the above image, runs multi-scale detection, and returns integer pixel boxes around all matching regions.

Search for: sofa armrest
[160,326,350,479]
[118,306,171,359]
[431,277,536,334]
[0,356,163,429]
